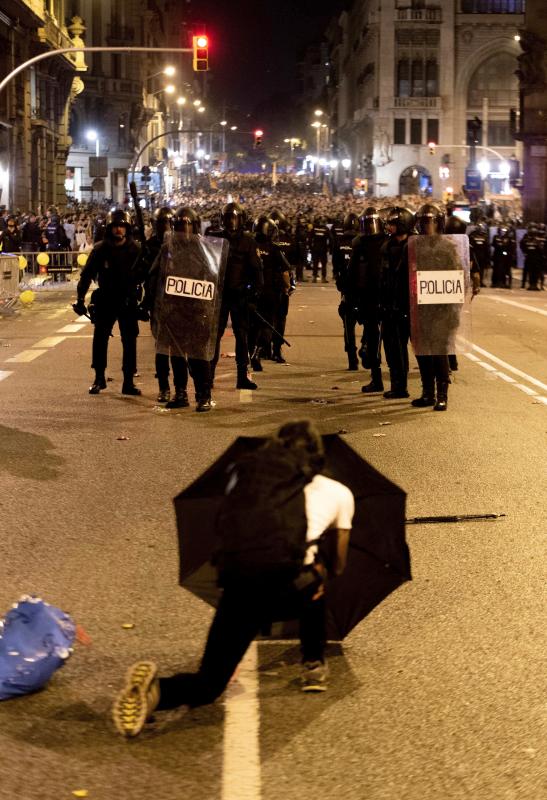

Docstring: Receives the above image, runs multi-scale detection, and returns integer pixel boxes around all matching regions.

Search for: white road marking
[471,343,547,393]
[57,323,86,333]
[0,370,13,381]
[33,336,67,348]
[534,397,547,406]
[482,294,547,318]
[514,383,538,396]
[495,372,516,384]
[222,642,261,800]
[475,360,497,372]
[6,349,47,363]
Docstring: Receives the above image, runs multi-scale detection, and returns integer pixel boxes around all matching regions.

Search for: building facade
[0,0,86,211]
[327,0,525,198]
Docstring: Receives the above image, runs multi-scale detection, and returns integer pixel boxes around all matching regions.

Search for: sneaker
[301,660,328,692]
[112,661,159,738]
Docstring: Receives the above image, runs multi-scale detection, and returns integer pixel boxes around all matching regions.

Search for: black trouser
[157,573,326,710]
[362,318,382,370]
[249,292,278,357]
[382,316,409,390]
[92,306,138,381]
[312,251,328,279]
[416,355,450,391]
[210,290,251,378]
[156,352,211,398]
[338,299,363,365]
[272,293,289,354]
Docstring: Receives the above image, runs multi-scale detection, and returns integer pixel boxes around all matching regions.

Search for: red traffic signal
[254,129,264,148]
[192,35,209,71]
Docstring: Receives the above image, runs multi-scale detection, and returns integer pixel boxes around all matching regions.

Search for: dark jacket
[379,236,410,318]
[348,233,387,315]
[211,230,263,293]
[0,228,22,253]
[77,236,142,306]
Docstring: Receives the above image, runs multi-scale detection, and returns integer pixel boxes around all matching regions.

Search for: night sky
[192,0,346,115]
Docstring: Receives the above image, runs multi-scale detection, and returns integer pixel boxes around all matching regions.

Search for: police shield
[153,234,228,360]
[408,234,472,356]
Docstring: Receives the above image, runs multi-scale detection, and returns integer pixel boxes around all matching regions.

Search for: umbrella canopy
[174,435,411,640]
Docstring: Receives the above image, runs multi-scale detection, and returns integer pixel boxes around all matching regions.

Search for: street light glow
[478,158,490,178]
[164,84,176,94]
[230,125,238,131]
[198,106,205,113]
[193,99,201,107]
[314,109,324,117]
[85,129,98,142]
[176,96,187,106]
[197,149,205,158]
[329,159,339,169]
[341,158,351,169]
[220,120,227,126]
[311,121,321,128]
[163,65,176,77]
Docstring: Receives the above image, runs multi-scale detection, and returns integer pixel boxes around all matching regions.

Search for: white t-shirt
[303,474,355,564]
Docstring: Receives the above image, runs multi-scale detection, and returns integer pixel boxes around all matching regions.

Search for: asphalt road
[0,278,545,800]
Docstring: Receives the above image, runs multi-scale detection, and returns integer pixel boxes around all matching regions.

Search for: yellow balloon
[19,290,35,306]
[36,252,50,266]
[18,255,28,269]
[77,252,88,267]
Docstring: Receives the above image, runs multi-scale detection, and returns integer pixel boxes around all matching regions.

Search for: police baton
[251,308,291,348]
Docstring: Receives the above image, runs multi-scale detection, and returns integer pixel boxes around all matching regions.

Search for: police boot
[89,373,107,395]
[348,350,359,371]
[362,368,384,393]
[166,389,189,409]
[122,379,142,396]
[411,382,435,407]
[157,386,171,403]
[433,381,449,411]
[251,352,263,372]
[272,349,286,364]
[196,394,213,412]
[448,354,459,372]
[236,367,257,390]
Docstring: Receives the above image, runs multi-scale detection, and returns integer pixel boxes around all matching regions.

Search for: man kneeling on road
[112,420,354,737]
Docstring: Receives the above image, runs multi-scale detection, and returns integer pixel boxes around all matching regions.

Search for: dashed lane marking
[33,336,67,348]
[6,349,47,363]
[464,351,547,405]
[482,294,547,318]
[222,642,261,800]
[0,370,13,382]
[57,323,86,333]
[471,343,547,393]
[514,383,538,397]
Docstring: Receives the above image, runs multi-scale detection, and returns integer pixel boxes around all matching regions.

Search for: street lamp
[230,125,238,131]
[314,109,324,117]
[477,158,490,179]
[176,96,187,106]
[193,99,201,107]
[341,158,351,170]
[86,128,100,157]
[145,65,176,81]
[198,106,205,113]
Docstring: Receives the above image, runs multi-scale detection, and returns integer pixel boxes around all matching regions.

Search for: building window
[410,118,423,145]
[467,52,519,107]
[411,60,425,97]
[425,60,438,96]
[488,120,514,146]
[397,59,410,97]
[460,1,525,12]
[426,119,439,143]
[394,118,406,144]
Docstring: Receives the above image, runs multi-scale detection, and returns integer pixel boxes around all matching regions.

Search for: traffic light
[192,35,209,72]
[254,129,264,149]
[428,141,436,156]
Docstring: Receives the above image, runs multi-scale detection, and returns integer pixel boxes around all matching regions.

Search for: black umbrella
[174,435,411,640]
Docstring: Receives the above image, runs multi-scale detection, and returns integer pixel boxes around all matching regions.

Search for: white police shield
[408,234,472,356]
[153,234,228,360]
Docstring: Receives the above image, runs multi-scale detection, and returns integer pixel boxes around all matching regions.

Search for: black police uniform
[250,237,290,368]
[348,231,387,387]
[294,218,310,281]
[468,226,490,287]
[273,227,298,360]
[520,231,545,290]
[491,231,514,288]
[379,236,410,397]
[333,229,361,369]
[309,220,330,282]
[76,230,142,393]
[210,230,264,388]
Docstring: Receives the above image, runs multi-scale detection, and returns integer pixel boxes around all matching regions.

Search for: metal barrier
[14,249,90,278]
[0,254,20,314]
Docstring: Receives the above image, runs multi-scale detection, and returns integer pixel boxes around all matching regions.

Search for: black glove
[72,299,87,317]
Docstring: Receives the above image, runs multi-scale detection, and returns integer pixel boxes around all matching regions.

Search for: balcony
[37,14,74,64]
[393,96,441,109]
[396,7,443,23]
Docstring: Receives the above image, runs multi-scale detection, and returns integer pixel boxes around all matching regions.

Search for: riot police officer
[379,207,414,399]
[147,207,215,412]
[491,226,514,288]
[249,215,290,372]
[294,214,310,281]
[348,207,388,391]
[309,216,330,282]
[411,204,452,411]
[468,221,491,288]
[520,223,545,290]
[209,202,264,390]
[332,212,361,370]
[74,210,142,395]
[269,209,297,362]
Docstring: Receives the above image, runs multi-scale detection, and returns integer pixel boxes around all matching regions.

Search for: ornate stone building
[326,0,525,198]
[0,0,86,211]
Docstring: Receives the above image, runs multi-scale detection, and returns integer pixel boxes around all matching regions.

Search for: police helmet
[359,207,383,236]
[153,206,175,233]
[253,215,278,240]
[269,208,288,230]
[105,209,132,236]
[386,207,415,236]
[343,213,360,234]
[173,206,201,235]
[222,202,245,232]
[416,204,445,235]
[497,225,509,237]
[445,216,467,235]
